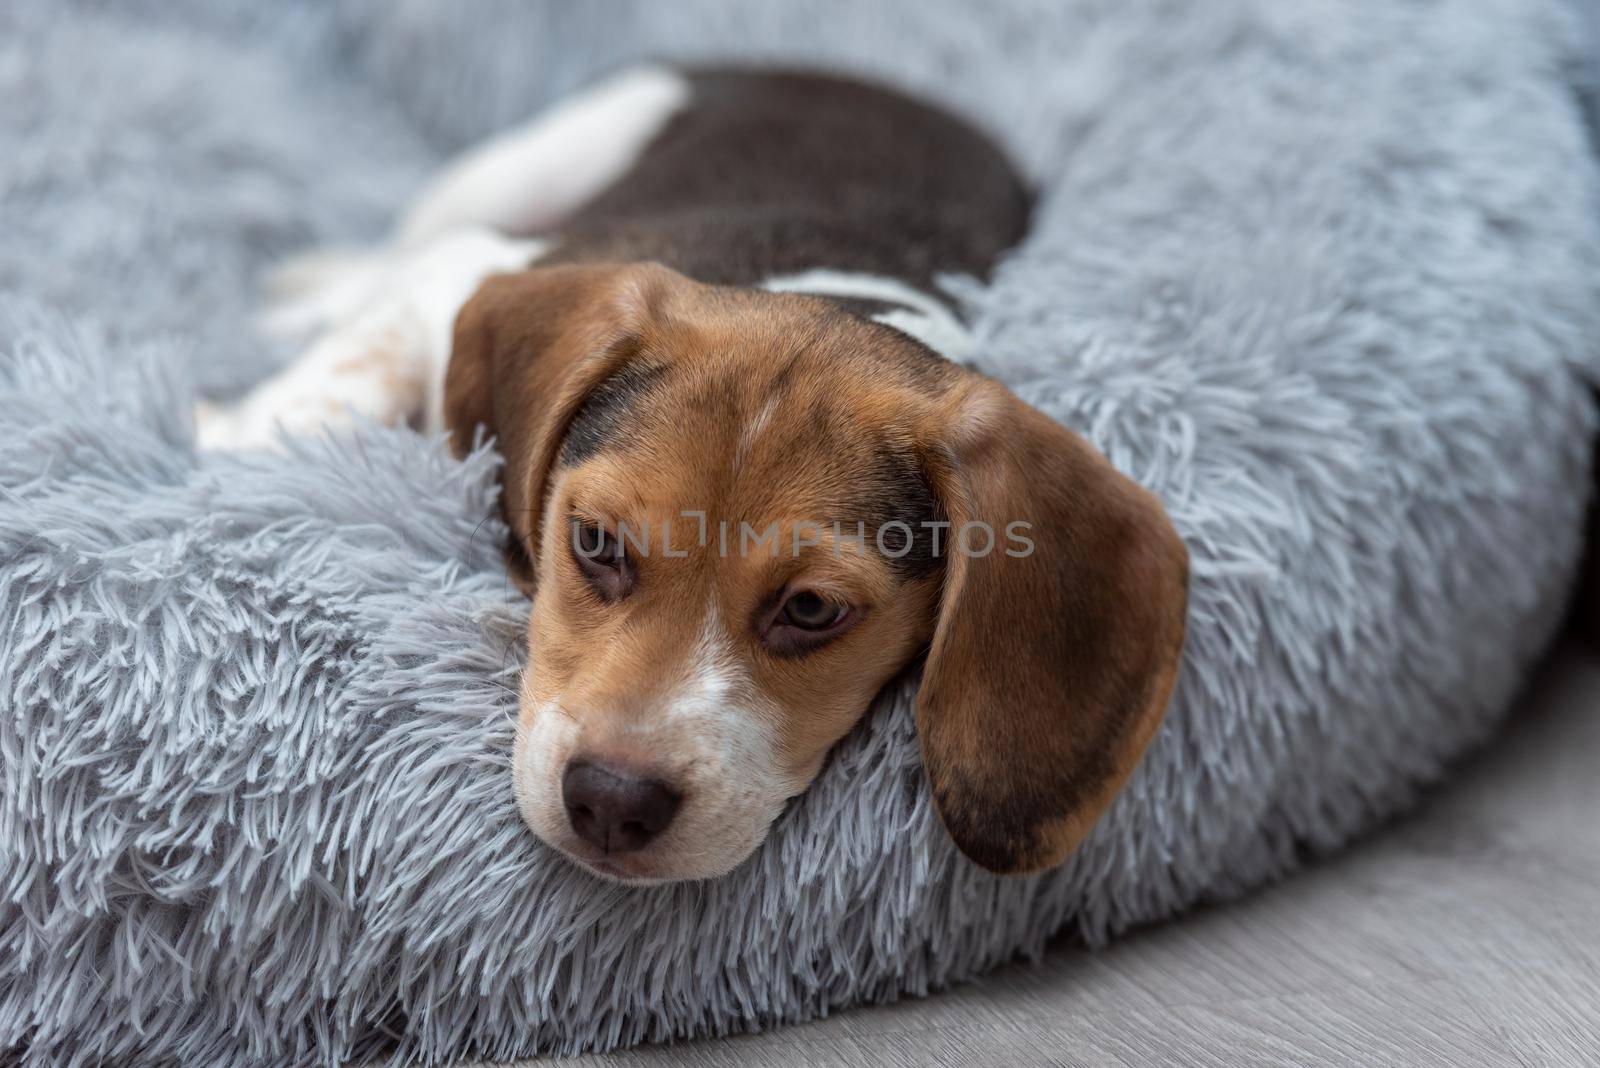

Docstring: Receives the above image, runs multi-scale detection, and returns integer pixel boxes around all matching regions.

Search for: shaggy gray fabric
[4,1,1600,1065]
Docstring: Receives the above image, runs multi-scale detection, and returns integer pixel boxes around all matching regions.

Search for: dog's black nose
[562,760,681,853]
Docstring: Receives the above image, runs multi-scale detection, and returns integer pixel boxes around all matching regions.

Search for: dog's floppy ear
[915,379,1188,874]
[445,261,682,589]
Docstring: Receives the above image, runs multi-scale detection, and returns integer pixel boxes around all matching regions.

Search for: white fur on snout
[660,607,795,797]
[512,696,582,865]
[514,606,796,883]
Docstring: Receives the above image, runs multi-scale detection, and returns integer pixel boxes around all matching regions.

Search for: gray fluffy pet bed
[4,1,1600,1065]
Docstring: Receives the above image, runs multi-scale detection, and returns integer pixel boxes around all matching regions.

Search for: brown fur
[914,388,1189,871]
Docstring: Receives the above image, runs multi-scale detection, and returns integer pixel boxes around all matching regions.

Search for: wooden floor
[509,644,1600,1067]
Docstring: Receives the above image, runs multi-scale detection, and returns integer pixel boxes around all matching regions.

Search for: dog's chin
[548,839,714,886]
[569,853,677,886]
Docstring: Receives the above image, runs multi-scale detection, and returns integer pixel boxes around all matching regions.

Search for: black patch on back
[559,362,668,466]
[526,68,1032,290]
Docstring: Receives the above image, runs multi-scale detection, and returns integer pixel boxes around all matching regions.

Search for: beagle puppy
[200,66,1189,884]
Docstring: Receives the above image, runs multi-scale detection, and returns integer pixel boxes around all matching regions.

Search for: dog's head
[447,262,1187,884]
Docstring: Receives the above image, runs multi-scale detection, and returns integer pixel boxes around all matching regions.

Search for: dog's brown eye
[571,520,632,600]
[572,522,617,563]
[779,591,845,631]
[760,590,858,656]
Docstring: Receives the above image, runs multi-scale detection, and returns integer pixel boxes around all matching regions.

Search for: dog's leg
[208,64,685,451]
[198,229,543,451]
[395,63,688,244]
[260,64,687,344]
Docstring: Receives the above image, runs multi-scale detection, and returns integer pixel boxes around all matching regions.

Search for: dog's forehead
[565,298,942,486]
[545,293,958,588]
[558,326,948,582]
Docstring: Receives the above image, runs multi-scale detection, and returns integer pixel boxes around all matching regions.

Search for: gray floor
[515,643,1600,1067]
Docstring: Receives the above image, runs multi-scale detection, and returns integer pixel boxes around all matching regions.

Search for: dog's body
[202,66,1024,446]
[202,66,1188,885]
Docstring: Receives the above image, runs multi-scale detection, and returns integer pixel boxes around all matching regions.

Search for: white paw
[194,398,287,453]
[258,245,393,343]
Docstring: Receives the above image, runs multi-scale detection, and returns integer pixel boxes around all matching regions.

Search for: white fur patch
[761,268,974,364]
[661,608,774,772]
[250,65,686,361]
[198,229,544,450]
[397,64,690,245]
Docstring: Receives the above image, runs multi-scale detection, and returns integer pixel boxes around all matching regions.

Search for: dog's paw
[257,245,393,343]
[194,398,283,453]
[194,398,239,451]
